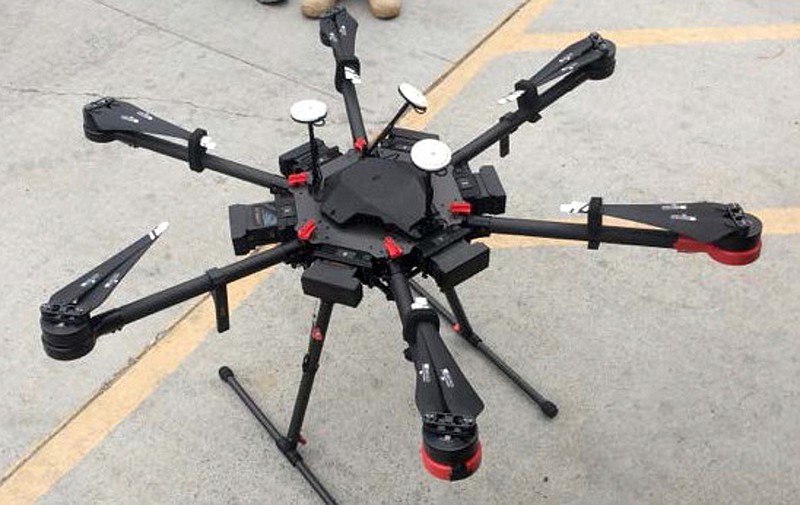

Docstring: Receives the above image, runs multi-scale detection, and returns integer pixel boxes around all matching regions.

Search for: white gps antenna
[290,99,328,125]
[410,138,452,217]
[367,83,428,155]
[290,99,328,189]
[399,82,428,113]
[410,138,451,172]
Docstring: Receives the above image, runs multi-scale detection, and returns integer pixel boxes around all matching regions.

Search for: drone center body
[320,157,429,236]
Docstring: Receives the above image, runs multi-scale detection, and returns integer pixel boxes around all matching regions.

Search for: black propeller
[319,7,361,89]
[411,323,484,418]
[498,32,616,105]
[602,202,755,243]
[40,222,168,360]
[408,316,485,481]
[83,98,194,141]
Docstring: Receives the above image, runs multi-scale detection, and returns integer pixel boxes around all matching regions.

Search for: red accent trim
[297,434,307,446]
[419,442,482,481]
[420,446,452,480]
[464,442,482,474]
[674,236,762,266]
[311,327,324,342]
[452,323,461,333]
[297,219,316,241]
[383,236,403,259]
[287,172,309,187]
[353,137,368,152]
[449,201,472,215]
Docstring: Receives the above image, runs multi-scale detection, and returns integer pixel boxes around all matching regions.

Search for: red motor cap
[674,236,762,266]
[420,442,482,481]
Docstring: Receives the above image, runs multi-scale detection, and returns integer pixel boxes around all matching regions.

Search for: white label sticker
[560,201,590,214]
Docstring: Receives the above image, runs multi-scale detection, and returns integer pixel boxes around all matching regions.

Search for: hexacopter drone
[40,8,762,504]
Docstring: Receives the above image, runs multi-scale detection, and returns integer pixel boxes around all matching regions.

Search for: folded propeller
[498,32,616,105]
[40,223,168,360]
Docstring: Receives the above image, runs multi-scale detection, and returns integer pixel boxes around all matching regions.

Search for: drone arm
[92,240,303,337]
[112,131,289,191]
[340,81,368,148]
[388,261,414,319]
[83,97,289,192]
[319,8,368,149]
[387,262,484,417]
[387,261,484,480]
[465,214,762,265]
[42,240,303,361]
[466,215,677,248]
[451,33,616,167]
[450,71,588,166]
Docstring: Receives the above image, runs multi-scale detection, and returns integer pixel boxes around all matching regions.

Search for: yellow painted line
[757,207,800,235]
[478,207,800,249]
[0,268,275,505]
[399,0,555,130]
[510,23,800,53]
[403,19,800,127]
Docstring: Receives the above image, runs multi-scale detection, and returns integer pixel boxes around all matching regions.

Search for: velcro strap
[188,128,207,172]
[587,196,603,250]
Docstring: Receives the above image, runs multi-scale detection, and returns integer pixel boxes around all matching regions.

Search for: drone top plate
[411,139,452,173]
[290,99,328,124]
[290,145,463,258]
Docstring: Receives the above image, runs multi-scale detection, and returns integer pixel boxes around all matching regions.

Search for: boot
[368,0,401,19]
[301,0,337,18]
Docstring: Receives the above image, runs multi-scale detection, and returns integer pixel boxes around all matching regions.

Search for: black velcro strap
[587,196,603,250]
[206,267,230,333]
[499,135,510,157]
[513,80,541,119]
[188,128,207,173]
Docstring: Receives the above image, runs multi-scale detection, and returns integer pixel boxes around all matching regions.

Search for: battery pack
[301,260,363,307]
[427,241,490,288]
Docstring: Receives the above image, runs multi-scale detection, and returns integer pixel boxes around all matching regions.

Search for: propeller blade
[529,36,596,87]
[409,325,448,415]
[535,49,602,87]
[49,222,168,311]
[498,33,614,105]
[603,202,751,243]
[84,98,191,140]
[320,8,359,66]
[418,323,485,417]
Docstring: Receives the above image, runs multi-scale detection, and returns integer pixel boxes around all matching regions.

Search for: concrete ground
[1,0,799,504]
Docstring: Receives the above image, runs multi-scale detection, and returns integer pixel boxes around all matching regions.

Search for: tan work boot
[368,0,401,19]
[301,0,337,18]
